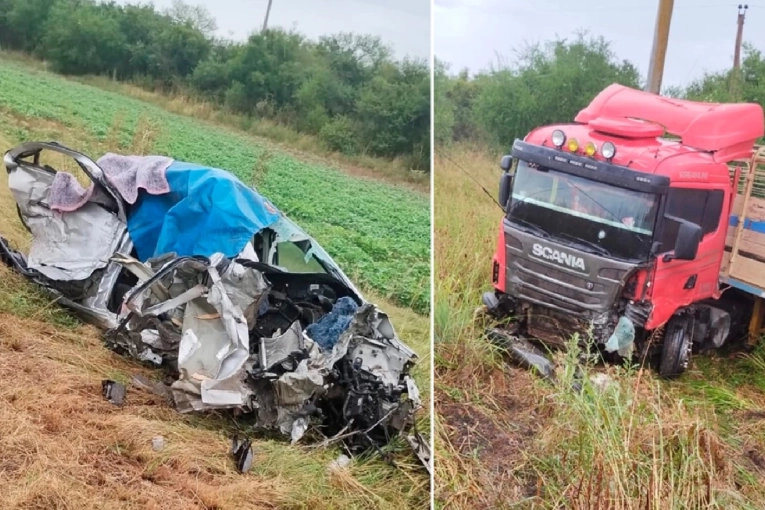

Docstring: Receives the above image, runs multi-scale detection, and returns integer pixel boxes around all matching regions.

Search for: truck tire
[659,314,693,379]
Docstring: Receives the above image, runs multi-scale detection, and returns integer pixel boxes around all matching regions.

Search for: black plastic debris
[230,435,254,473]
[486,328,557,383]
[102,379,126,406]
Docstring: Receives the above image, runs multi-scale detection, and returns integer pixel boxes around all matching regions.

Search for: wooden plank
[731,193,765,221]
[724,252,765,290]
[725,228,765,258]
[729,153,758,272]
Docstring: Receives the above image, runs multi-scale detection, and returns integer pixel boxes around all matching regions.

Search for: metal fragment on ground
[487,328,557,382]
[407,432,432,475]
[102,379,126,406]
[230,435,255,473]
[131,374,174,404]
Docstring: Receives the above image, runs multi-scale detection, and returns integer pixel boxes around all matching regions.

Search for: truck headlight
[551,129,566,148]
[602,142,616,159]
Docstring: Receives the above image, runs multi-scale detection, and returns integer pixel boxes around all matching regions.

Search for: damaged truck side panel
[0,141,422,456]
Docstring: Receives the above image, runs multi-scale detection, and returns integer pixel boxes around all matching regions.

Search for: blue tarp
[127,161,281,261]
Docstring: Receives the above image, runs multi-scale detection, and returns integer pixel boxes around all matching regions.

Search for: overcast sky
[121,0,430,60]
[435,0,765,88]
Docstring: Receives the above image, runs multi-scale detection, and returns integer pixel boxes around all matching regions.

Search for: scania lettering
[531,243,586,271]
[484,84,765,378]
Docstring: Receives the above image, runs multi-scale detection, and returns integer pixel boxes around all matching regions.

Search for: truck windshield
[507,160,659,261]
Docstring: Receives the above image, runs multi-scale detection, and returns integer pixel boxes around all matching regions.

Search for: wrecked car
[0,141,422,454]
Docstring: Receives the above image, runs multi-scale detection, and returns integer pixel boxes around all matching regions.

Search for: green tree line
[435,32,765,150]
[0,0,430,170]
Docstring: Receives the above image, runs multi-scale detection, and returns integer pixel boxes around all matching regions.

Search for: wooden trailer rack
[723,144,765,344]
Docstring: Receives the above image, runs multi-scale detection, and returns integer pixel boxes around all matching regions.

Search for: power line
[436,148,503,210]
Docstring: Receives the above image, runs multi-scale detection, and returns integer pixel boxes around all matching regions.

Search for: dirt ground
[435,351,552,509]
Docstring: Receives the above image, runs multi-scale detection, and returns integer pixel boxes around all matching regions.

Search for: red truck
[483,84,765,377]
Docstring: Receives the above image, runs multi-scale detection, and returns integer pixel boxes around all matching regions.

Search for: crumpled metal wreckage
[0,141,423,458]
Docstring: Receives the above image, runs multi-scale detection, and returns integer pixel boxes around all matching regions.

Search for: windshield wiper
[507,217,550,238]
[557,233,611,257]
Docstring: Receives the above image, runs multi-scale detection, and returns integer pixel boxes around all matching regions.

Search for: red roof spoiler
[575,84,765,162]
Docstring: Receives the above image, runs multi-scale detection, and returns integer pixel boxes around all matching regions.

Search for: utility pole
[645,0,675,95]
[262,0,273,32]
[734,4,748,70]
[732,4,748,98]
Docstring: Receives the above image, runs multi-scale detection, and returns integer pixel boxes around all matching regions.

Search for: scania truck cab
[483,84,765,377]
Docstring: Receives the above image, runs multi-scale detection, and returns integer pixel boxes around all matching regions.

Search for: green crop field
[0,58,430,315]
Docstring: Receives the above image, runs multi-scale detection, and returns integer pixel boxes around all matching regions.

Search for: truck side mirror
[664,220,702,262]
[500,155,513,171]
[498,172,513,210]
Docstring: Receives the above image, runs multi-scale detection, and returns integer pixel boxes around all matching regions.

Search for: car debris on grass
[0,141,425,470]
[101,379,126,406]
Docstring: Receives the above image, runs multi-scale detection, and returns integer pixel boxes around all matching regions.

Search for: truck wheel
[659,314,693,379]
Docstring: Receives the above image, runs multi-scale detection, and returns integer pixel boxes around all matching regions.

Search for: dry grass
[433,143,765,509]
[0,311,291,509]
[0,112,430,509]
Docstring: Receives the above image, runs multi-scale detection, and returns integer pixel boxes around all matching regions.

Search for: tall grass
[434,147,499,345]
[530,338,738,509]
[434,143,765,509]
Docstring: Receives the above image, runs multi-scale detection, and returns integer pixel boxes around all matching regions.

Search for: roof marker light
[551,129,566,148]
[601,142,616,159]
